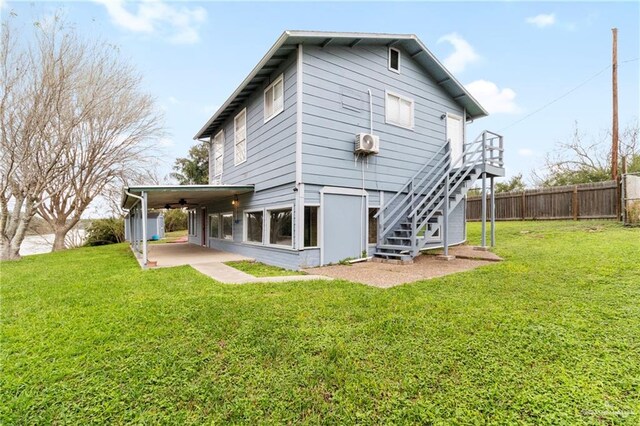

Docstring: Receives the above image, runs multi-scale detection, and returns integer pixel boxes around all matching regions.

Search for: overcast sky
[3,1,639,189]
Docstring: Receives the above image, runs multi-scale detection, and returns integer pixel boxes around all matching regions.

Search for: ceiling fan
[163,198,198,209]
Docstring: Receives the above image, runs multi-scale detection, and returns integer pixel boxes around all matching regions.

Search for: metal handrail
[376,129,504,249]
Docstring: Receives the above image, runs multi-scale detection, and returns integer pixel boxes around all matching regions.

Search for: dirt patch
[305,247,501,288]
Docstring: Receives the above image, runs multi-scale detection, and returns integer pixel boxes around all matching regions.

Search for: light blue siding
[211,52,298,192]
[301,44,464,192]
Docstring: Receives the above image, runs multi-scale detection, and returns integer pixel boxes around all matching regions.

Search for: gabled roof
[194,30,488,140]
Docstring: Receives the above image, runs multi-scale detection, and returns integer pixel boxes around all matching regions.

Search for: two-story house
[123,31,504,270]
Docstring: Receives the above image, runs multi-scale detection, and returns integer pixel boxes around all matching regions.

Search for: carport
[122,185,254,267]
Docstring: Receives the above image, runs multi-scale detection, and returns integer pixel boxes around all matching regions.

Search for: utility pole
[611,28,619,182]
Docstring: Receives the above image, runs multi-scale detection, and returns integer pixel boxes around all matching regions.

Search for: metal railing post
[490,177,496,247]
[410,180,417,255]
[443,173,450,256]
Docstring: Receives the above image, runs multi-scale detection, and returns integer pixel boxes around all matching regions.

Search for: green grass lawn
[1,221,639,424]
[225,260,305,277]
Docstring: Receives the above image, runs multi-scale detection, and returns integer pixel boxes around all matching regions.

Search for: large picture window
[268,207,292,246]
[304,206,318,247]
[245,210,263,243]
[264,74,284,122]
[208,214,220,239]
[385,91,414,129]
[221,213,233,240]
[234,109,247,165]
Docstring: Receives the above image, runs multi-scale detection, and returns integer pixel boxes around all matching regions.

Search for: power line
[499,57,639,132]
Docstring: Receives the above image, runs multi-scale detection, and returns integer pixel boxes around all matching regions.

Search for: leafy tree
[170,142,209,185]
[534,121,639,187]
[163,209,188,232]
[495,173,527,193]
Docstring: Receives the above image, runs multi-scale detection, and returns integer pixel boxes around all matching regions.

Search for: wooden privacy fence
[466,181,619,221]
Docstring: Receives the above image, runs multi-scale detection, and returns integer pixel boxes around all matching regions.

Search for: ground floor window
[221,213,233,240]
[208,214,219,238]
[268,207,292,246]
[245,210,263,243]
[368,208,379,244]
[304,206,318,247]
[188,210,197,236]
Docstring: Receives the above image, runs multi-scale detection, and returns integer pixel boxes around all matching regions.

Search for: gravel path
[305,246,502,288]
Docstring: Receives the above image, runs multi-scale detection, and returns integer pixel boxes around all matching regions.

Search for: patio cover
[122,184,254,210]
[121,184,254,267]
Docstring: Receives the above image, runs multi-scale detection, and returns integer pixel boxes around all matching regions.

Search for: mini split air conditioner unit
[355,133,380,155]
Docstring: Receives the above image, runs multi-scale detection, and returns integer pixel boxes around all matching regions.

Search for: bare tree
[533,121,639,187]
[1,16,79,260]
[37,39,164,251]
[1,14,164,258]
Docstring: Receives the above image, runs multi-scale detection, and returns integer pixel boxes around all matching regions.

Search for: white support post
[142,191,148,267]
[481,173,487,247]
[490,177,496,247]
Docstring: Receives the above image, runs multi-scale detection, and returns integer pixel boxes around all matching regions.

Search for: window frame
[220,212,234,240]
[266,204,294,248]
[243,208,265,245]
[303,204,320,248]
[263,74,285,123]
[385,90,415,130]
[388,47,401,73]
[188,209,197,236]
[208,213,220,239]
[234,108,247,166]
[212,130,224,179]
[368,207,380,245]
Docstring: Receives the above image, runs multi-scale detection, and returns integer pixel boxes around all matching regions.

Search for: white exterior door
[446,114,464,165]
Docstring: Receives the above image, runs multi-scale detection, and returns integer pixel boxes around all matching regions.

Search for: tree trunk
[52,228,67,251]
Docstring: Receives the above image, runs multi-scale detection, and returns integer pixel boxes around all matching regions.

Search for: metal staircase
[374,130,504,261]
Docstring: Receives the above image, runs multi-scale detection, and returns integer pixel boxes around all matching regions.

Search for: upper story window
[385,91,414,130]
[212,130,224,179]
[264,74,284,122]
[234,109,247,165]
[388,47,401,73]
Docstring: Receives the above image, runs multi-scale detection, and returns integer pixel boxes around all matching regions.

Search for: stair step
[377,244,412,251]
[373,252,413,261]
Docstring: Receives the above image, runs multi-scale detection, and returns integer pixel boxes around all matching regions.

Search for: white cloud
[94,0,207,44]
[526,13,556,28]
[465,80,521,114]
[437,33,480,74]
[518,148,534,157]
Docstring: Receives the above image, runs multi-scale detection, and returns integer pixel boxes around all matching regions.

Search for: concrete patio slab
[135,243,330,284]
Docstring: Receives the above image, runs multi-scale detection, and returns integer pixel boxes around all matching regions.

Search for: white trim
[385,90,415,130]
[243,207,265,244]
[266,204,294,248]
[295,45,304,250]
[263,74,285,123]
[212,130,224,179]
[388,47,401,73]
[220,211,234,240]
[320,186,367,196]
[234,108,247,166]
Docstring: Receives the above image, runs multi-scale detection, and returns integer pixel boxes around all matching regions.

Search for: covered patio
[122,184,254,267]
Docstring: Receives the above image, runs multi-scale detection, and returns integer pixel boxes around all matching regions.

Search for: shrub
[163,208,187,232]
[84,218,125,246]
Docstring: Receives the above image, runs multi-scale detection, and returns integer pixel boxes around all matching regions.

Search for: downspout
[124,190,148,267]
